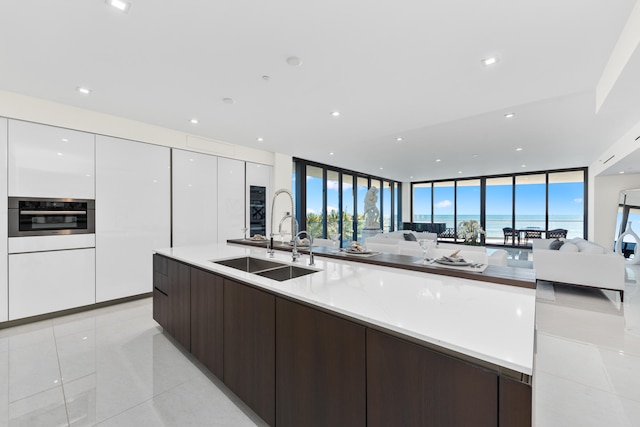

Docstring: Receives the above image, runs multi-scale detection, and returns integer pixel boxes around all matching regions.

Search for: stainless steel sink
[255,265,318,281]
[212,256,320,281]
[213,256,286,273]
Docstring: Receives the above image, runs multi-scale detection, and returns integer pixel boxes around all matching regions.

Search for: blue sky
[305,177,584,217]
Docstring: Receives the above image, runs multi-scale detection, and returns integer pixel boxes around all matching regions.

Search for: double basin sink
[213,256,319,282]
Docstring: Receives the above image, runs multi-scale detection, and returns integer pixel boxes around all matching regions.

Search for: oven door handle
[20,210,86,215]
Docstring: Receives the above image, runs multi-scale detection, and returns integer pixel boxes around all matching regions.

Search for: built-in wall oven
[9,197,95,237]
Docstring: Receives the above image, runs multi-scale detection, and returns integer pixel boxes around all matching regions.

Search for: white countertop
[155,243,536,375]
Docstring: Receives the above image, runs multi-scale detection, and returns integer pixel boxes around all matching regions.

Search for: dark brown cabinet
[190,267,224,379]
[152,255,169,329]
[154,254,532,427]
[499,376,532,427]
[367,329,499,427]
[153,254,191,350]
[223,279,275,426]
[275,298,366,427]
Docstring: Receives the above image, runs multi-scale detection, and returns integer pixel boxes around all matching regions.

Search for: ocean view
[414,214,584,239]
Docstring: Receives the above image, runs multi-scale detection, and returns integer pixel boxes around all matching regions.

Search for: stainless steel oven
[9,197,95,237]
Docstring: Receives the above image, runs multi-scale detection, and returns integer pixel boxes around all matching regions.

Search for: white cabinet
[246,162,272,237]
[172,149,218,246]
[8,120,95,198]
[95,136,170,302]
[8,248,95,320]
[0,118,7,322]
[217,157,245,244]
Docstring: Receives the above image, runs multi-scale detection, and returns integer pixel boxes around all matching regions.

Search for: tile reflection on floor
[1,264,639,426]
[0,298,267,426]
[534,264,640,427]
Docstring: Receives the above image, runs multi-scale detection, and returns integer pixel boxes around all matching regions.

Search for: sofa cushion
[404,233,417,241]
[577,242,605,254]
[559,242,579,252]
[548,239,564,250]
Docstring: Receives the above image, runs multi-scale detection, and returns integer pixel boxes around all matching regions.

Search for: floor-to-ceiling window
[342,174,355,244]
[327,170,340,239]
[356,176,369,241]
[293,158,401,246]
[456,179,481,243]
[548,170,585,238]
[515,174,546,236]
[305,165,324,239]
[412,183,432,223]
[485,177,514,245]
[382,181,392,232]
[410,168,587,246]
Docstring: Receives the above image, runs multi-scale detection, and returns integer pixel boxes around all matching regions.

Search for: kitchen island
[153,243,535,426]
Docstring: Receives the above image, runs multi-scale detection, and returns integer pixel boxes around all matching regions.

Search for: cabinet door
[499,376,532,427]
[167,259,191,350]
[152,254,169,330]
[217,158,245,244]
[0,118,7,322]
[276,298,366,427]
[190,267,223,379]
[172,150,218,246]
[95,135,170,302]
[8,249,95,320]
[367,329,498,427]
[8,119,95,198]
[223,279,275,426]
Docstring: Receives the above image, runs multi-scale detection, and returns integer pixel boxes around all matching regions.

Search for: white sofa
[364,231,508,266]
[532,238,626,301]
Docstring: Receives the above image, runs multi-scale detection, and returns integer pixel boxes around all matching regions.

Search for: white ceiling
[1,0,639,181]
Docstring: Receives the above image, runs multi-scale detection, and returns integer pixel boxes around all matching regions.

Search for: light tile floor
[0,264,638,426]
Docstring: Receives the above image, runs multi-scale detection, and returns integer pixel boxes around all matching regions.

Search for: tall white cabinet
[172,149,218,246]
[217,157,246,244]
[0,119,7,322]
[7,119,95,198]
[95,136,170,302]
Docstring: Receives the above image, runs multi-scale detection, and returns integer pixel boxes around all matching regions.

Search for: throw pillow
[404,233,417,241]
[559,242,579,252]
[548,239,564,250]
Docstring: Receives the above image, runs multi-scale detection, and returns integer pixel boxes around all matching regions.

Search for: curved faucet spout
[270,188,296,244]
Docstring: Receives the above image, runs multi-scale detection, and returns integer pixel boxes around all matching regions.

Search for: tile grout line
[52,323,72,426]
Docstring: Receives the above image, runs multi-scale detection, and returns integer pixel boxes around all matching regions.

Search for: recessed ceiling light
[57,152,63,156]
[458,171,463,174]
[222,97,234,104]
[330,111,340,117]
[189,118,199,124]
[481,56,499,66]
[379,167,384,170]
[61,138,69,142]
[436,159,441,162]
[396,137,403,142]
[329,152,334,156]
[504,112,515,118]
[472,154,478,158]
[620,171,625,174]
[521,164,526,168]
[106,0,130,12]
[286,56,302,66]
[515,147,523,151]
[256,137,264,142]
[77,87,91,95]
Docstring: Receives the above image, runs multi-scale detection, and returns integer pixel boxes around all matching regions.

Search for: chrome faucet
[296,230,315,266]
[279,215,300,261]
[270,189,295,241]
